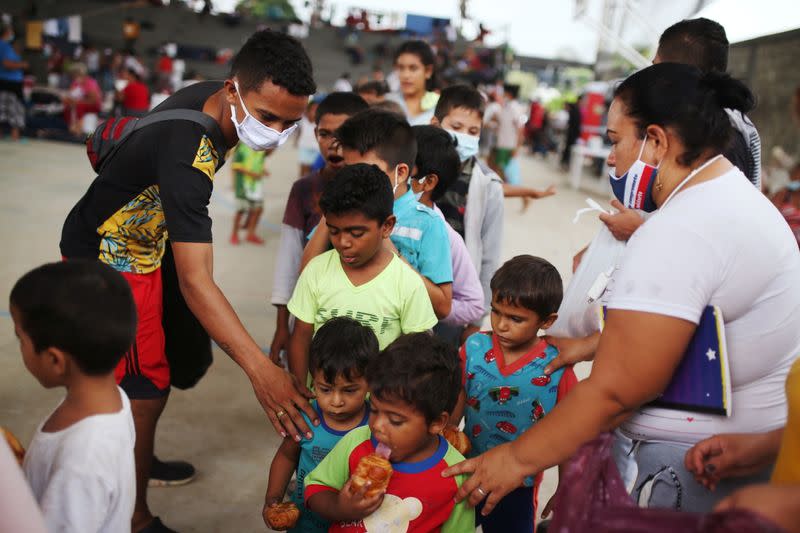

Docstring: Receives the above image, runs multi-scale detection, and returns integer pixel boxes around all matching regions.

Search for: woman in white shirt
[443,62,800,514]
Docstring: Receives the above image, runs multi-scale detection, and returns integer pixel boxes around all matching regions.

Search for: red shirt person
[117,67,150,116]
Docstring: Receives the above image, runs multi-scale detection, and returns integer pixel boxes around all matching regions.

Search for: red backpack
[86,109,227,173]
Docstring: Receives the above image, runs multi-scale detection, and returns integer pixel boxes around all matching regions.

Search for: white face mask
[230,81,297,151]
[446,129,480,162]
[412,175,427,201]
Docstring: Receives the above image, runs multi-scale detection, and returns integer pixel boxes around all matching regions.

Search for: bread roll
[265,501,300,530]
[2,427,25,466]
[350,453,393,498]
[442,426,472,455]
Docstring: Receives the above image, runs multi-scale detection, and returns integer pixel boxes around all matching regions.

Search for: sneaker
[148,457,196,487]
[136,517,178,533]
[246,234,265,245]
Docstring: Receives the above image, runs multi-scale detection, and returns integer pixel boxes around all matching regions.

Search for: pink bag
[549,433,785,533]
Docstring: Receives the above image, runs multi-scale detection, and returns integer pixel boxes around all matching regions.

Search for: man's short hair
[491,255,563,318]
[412,125,461,202]
[366,333,460,424]
[335,109,417,169]
[230,29,316,95]
[434,84,485,122]
[318,163,394,223]
[315,92,369,124]
[310,317,379,384]
[658,18,729,72]
[10,261,137,376]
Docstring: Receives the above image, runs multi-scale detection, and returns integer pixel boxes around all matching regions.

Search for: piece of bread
[350,453,393,497]
[265,502,300,530]
[2,427,25,466]
[442,426,472,455]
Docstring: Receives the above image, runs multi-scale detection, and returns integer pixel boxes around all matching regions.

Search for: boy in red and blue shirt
[453,255,577,532]
[304,333,474,532]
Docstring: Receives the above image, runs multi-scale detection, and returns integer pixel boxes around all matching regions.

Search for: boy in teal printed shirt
[304,109,454,320]
[452,255,577,531]
[305,333,474,532]
[264,317,377,532]
[287,164,437,384]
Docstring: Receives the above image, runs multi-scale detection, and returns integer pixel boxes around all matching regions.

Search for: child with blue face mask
[431,86,557,339]
[430,85,504,336]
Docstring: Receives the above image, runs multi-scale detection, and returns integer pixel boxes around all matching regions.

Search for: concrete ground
[0,139,607,532]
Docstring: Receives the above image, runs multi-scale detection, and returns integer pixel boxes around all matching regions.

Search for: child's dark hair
[319,163,394,222]
[310,317,379,384]
[658,18,729,73]
[230,29,316,96]
[434,84,485,122]
[335,109,417,169]
[315,92,369,124]
[394,40,438,91]
[614,63,754,167]
[366,333,460,424]
[411,125,461,202]
[356,80,389,97]
[9,260,137,375]
[491,255,563,318]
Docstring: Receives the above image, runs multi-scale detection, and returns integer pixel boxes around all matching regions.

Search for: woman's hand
[441,441,529,515]
[715,483,800,533]
[541,332,600,375]
[684,430,782,490]
[598,199,644,242]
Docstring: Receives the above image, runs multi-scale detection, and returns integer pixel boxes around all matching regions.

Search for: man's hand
[334,478,385,522]
[541,332,599,375]
[250,358,317,442]
[684,430,782,490]
[598,199,644,241]
[715,484,800,533]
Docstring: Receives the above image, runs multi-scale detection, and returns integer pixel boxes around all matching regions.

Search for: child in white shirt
[11,260,137,533]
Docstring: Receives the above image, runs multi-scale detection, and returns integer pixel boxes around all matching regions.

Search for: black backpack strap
[100,109,229,172]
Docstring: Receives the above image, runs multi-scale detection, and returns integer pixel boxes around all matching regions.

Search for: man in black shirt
[60,30,318,533]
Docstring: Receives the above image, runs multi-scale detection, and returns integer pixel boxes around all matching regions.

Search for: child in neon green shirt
[287,164,437,384]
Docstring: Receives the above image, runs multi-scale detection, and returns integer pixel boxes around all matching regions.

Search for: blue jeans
[476,486,534,532]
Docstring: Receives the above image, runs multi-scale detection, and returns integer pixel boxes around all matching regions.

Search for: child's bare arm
[502,183,556,199]
[265,438,302,505]
[287,320,314,385]
[307,478,384,522]
[423,279,452,319]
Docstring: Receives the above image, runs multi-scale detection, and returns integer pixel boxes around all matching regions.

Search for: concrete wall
[728,29,800,165]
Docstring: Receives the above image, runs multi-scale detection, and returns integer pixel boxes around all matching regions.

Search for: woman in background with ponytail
[386,40,439,125]
[443,62,800,515]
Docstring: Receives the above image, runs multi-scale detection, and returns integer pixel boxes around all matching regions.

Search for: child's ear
[381,214,397,237]
[430,116,440,126]
[396,163,411,182]
[43,347,69,379]
[539,313,558,331]
[428,411,450,436]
